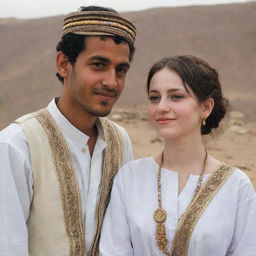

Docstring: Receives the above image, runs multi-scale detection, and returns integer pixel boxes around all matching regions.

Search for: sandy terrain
[110,106,256,187]
[0,2,255,187]
[1,2,256,126]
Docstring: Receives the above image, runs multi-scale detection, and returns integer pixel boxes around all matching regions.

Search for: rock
[228,124,247,134]
[150,136,163,143]
[228,119,244,126]
[111,113,123,121]
[122,111,136,120]
[229,111,245,120]
[228,112,247,133]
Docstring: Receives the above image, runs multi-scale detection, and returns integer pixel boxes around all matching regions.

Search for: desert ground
[109,106,256,187]
[0,2,255,187]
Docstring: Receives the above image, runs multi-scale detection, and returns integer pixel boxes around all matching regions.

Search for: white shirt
[100,157,256,256]
[0,98,133,256]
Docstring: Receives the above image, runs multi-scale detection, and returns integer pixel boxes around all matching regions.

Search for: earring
[202,119,206,126]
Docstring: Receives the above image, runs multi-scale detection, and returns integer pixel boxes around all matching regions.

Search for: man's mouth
[94,89,117,100]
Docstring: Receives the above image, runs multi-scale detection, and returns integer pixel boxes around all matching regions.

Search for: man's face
[63,36,130,117]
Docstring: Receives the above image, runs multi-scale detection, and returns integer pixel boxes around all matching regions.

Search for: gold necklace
[153,150,208,255]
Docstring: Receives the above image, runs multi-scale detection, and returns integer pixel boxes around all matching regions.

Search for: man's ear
[56,52,72,79]
[201,98,214,120]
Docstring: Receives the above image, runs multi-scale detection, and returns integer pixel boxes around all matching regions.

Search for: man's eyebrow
[89,55,130,69]
[89,56,110,62]
[118,62,130,69]
[89,56,130,68]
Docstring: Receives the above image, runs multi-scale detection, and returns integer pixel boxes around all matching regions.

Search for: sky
[0,0,252,19]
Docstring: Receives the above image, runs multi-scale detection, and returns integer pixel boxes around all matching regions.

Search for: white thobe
[100,157,256,256]
[0,98,133,256]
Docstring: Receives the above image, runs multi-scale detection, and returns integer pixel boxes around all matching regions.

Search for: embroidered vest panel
[89,118,123,255]
[17,113,71,256]
[16,109,123,256]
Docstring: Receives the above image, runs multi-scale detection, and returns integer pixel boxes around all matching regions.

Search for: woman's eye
[170,95,183,100]
[149,96,160,103]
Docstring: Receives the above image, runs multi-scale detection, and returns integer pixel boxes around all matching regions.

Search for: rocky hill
[0,2,255,126]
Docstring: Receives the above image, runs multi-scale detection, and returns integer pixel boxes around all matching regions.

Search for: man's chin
[97,110,111,117]
[96,101,114,117]
[88,107,112,117]
[84,101,115,117]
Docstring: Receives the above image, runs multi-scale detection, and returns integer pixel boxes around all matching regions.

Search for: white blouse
[100,157,256,256]
[0,98,133,256]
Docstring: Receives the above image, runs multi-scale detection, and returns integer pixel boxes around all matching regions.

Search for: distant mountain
[0,2,255,126]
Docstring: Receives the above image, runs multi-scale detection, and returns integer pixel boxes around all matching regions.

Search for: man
[0,6,136,256]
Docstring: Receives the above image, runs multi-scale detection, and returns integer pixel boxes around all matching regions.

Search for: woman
[99,55,256,255]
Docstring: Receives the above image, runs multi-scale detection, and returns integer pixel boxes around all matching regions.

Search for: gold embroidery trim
[171,164,234,256]
[35,109,85,256]
[63,20,136,38]
[63,15,136,32]
[62,11,136,47]
[89,117,123,255]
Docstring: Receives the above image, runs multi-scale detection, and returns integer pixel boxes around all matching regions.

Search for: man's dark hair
[56,6,135,83]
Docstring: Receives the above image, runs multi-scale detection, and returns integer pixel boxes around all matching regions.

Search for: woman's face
[148,68,209,140]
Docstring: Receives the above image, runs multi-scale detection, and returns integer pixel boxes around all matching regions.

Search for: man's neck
[56,97,98,136]
[87,125,98,156]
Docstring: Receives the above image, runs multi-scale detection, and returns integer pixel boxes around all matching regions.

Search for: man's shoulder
[0,122,25,143]
[101,117,130,140]
[0,122,29,161]
[0,110,42,150]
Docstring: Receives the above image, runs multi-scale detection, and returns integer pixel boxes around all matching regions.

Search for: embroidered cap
[62,10,136,47]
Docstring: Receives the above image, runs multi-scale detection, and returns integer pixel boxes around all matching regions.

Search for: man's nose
[103,69,118,89]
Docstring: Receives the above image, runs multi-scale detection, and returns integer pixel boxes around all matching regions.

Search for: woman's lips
[156,118,176,124]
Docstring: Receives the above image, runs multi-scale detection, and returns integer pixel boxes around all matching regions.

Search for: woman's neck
[161,135,207,175]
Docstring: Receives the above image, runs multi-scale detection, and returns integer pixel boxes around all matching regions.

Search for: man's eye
[116,66,128,75]
[148,96,160,103]
[91,62,104,69]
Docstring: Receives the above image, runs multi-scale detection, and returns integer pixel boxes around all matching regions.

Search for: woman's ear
[201,98,214,119]
[56,52,72,79]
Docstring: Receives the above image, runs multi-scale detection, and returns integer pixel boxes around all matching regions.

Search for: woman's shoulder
[117,156,157,179]
[120,156,155,171]
[227,165,253,184]
[222,164,256,197]
[209,156,253,188]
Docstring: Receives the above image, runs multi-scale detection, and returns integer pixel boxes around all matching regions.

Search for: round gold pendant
[153,208,167,223]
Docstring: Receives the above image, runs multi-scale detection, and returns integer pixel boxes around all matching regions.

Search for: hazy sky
[0,0,252,19]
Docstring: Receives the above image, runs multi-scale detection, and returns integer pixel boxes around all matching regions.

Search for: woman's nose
[157,98,171,112]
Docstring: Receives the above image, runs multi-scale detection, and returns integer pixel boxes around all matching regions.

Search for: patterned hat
[62,10,136,47]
